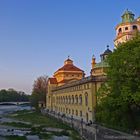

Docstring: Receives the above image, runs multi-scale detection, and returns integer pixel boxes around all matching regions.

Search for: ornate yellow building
[46,47,112,123]
[46,10,139,124]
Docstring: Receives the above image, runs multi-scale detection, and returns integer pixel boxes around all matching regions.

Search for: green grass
[7,110,83,140]
[1,122,31,128]
[8,110,71,129]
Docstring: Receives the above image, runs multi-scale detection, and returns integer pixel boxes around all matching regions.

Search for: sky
[0,0,139,94]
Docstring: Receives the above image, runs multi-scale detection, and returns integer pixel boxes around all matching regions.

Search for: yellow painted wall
[46,79,104,123]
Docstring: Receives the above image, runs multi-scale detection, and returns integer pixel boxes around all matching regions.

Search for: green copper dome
[121,9,135,23]
[94,60,109,69]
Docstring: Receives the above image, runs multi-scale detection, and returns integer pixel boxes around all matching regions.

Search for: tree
[96,35,140,132]
[0,89,29,102]
[31,75,48,108]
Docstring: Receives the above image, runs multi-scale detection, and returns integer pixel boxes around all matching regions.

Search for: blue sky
[0,0,139,94]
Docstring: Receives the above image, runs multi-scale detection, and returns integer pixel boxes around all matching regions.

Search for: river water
[0,105,31,116]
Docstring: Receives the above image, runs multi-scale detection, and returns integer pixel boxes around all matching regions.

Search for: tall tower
[114,10,140,47]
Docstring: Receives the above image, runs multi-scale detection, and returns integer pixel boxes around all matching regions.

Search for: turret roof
[101,45,112,56]
[121,9,135,23]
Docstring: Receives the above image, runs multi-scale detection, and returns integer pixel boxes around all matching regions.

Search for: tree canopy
[31,75,48,108]
[0,89,29,102]
[96,35,140,132]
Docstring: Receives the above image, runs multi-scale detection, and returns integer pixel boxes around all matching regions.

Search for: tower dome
[114,10,140,47]
[122,9,135,23]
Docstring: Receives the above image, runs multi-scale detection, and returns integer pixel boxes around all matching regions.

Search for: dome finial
[68,55,70,59]
[107,45,109,49]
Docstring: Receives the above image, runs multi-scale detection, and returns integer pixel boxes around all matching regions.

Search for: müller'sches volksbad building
[46,47,112,123]
[46,10,140,123]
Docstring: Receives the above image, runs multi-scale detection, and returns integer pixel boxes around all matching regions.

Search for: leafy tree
[31,75,48,108]
[96,35,140,132]
[0,89,29,102]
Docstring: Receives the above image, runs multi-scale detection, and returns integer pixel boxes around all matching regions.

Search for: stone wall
[42,110,140,140]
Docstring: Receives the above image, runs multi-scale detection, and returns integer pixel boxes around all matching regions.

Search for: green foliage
[0,89,29,102]
[96,35,140,132]
[30,75,48,109]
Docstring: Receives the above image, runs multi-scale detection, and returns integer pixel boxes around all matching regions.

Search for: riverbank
[0,109,82,140]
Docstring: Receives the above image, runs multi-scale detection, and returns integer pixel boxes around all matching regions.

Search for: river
[0,105,32,116]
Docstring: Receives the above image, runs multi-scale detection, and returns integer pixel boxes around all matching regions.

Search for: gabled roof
[48,78,57,84]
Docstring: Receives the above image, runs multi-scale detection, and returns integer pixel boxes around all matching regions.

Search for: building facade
[114,9,140,47]
[46,47,112,123]
[46,10,138,123]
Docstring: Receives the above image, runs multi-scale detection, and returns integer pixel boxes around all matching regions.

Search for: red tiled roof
[56,64,83,72]
[48,78,57,84]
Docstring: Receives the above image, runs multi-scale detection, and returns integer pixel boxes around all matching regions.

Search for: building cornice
[52,75,107,92]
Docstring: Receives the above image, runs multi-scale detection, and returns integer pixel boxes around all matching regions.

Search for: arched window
[79,95,82,105]
[80,111,82,117]
[72,110,74,115]
[76,110,78,116]
[86,113,89,122]
[85,92,88,106]
[69,109,71,114]
[66,108,68,113]
[118,28,122,34]
[72,95,74,104]
[62,96,64,104]
[66,96,68,104]
[133,25,137,30]
[69,96,71,104]
[60,97,62,104]
[75,95,78,104]
[64,97,65,104]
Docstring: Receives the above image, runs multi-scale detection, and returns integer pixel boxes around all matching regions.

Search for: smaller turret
[100,45,112,61]
[91,46,112,77]
[91,55,96,69]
